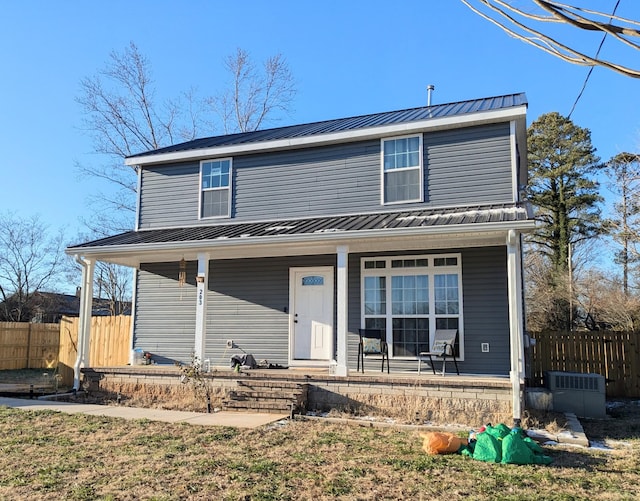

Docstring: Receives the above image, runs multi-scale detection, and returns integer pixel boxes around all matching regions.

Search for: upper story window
[381,135,423,204]
[200,159,231,218]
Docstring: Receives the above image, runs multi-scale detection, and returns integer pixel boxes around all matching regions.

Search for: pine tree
[526,112,604,329]
[527,112,604,274]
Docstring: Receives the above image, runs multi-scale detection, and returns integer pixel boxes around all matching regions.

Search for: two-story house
[67,93,534,418]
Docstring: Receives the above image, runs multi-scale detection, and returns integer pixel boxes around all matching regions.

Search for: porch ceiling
[66,204,535,267]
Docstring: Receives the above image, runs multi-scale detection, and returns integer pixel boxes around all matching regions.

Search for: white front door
[290,267,334,361]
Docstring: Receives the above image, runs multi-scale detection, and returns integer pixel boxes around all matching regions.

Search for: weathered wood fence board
[58,315,132,386]
[0,323,59,370]
[1,317,131,386]
[530,331,640,398]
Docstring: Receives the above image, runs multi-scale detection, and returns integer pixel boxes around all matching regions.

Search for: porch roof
[67,204,534,266]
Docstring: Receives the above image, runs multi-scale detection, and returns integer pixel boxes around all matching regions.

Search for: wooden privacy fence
[530,330,640,398]
[58,315,132,386]
[0,323,59,370]
[1,316,131,386]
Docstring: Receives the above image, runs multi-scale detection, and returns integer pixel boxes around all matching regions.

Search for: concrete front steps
[223,379,309,416]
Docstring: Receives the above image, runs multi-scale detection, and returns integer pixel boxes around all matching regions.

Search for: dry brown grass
[88,380,514,429]
[320,393,513,427]
[0,401,639,500]
[94,381,226,413]
[521,408,569,433]
[5,370,568,433]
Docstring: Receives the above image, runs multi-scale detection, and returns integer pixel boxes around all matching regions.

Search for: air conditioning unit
[545,371,606,419]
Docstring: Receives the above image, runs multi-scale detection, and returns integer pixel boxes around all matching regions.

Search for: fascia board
[65,218,536,258]
[125,106,527,166]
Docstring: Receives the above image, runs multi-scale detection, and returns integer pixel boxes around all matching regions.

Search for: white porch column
[194,253,210,362]
[506,230,525,425]
[127,268,138,365]
[73,256,95,390]
[335,245,349,376]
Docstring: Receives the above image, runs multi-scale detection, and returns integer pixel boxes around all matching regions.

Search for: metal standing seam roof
[127,93,527,159]
[68,204,532,250]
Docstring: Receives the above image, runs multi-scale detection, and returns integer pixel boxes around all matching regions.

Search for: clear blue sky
[1,1,638,256]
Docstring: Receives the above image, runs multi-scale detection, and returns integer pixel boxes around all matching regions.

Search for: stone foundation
[82,366,513,426]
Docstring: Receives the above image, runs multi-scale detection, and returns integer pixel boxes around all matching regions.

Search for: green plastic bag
[486,423,510,439]
[524,437,553,465]
[501,430,535,464]
[472,429,503,463]
[523,437,544,454]
[501,430,554,465]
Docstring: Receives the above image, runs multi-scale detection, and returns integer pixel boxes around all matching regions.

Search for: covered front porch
[67,204,533,424]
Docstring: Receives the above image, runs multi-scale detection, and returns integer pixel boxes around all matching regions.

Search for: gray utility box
[545,371,606,419]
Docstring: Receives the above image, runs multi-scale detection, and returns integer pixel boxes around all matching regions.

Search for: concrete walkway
[0,397,288,429]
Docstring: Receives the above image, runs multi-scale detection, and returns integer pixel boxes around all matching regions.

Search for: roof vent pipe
[427,84,435,106]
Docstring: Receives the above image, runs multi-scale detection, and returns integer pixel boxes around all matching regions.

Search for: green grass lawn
[0,402,638,500]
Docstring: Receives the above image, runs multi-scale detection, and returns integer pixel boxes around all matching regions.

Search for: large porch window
[361,254,463,359]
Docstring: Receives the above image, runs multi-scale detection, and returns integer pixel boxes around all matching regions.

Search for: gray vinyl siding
[134,261,199,364]
[459,246,510,374]
[204,254,335,365]
[425,123,513,206]
[134,246,510,375]
[138,162,199,229]
[347,246,510,375]
[137,123,514,229]
[233,142,380,220]
[134,255,334,366]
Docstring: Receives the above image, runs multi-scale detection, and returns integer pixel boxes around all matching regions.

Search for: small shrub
[176,354,216,413]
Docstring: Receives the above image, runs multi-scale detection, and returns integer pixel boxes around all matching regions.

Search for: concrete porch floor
[86,363,511,387]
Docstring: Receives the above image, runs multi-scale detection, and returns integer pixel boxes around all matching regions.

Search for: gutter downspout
[73,255,95,390]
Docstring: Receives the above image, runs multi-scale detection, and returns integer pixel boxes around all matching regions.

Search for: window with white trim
[200,158,231,218]
[361,254,463,359]
[381,135,423,204]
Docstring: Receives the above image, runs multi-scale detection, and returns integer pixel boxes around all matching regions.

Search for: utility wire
[568,0,622,118]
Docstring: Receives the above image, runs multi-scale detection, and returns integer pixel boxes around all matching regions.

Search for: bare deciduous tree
[606,152,640,294]
[75,43,297,303]
[524,249,575,331]
[0,213,65,321]
[461,1,640,78]
[76,41,203,234]
[95,262,131,316]
[77,43,297,232]
[207,48,296,134]
[577,269,640,331]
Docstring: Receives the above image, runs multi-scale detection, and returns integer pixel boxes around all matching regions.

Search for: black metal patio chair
[357,328,389,373]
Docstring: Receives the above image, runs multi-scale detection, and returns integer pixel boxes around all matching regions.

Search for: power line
[568,0,622,118]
